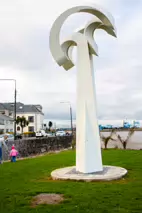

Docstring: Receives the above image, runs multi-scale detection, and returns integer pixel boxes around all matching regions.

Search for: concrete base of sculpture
[51,166,127,182]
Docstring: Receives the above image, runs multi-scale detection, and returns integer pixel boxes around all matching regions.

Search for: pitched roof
[0,103,7,110]
[0,102,44,115]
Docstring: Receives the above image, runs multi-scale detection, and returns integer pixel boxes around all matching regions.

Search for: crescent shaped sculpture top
[60,19,116,70]
[49,4,116,70]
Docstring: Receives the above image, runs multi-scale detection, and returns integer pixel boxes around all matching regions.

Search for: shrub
[23,132,35,137]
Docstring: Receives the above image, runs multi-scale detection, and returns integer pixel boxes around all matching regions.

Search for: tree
[16,116,29,133]
[100,129,116,149]
[117,127,135,149]
[48,121,53,131]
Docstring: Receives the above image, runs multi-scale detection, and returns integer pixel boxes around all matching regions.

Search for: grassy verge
[0,150,142,213]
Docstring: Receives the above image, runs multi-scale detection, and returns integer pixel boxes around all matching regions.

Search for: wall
[3,136,72,160]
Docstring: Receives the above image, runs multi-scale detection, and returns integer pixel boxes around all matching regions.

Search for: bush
[23,132,35,137]
[7,132,14,134]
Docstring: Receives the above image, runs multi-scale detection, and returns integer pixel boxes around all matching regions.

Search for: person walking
[10,145,18,162]
[0,136,8,164]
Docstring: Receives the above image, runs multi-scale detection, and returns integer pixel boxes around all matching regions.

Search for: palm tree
[16,116,29,133]
[116,128,135,149]
[101,129,116,149]
[48,121,53,131]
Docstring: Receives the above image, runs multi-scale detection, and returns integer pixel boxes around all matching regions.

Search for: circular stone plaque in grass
[51,166,127,182]
[31,193,64,207]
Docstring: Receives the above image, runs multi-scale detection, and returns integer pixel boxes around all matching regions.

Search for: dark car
[15,133,22,139]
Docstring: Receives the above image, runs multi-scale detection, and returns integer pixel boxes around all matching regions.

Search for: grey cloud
[0,27,50,71]
[0,0,142,121]
[45,108,76,120]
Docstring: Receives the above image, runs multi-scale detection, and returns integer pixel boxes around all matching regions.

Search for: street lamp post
[54,122,56,136]
[60,101,73,136]
[0,79,17,140]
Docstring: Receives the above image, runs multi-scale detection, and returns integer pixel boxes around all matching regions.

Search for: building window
[28,126,34,132]
[28,116,34,123]
[0,129,4,134]
[0,119,4,125]
[17,126,20,131]
[6,129,9,133]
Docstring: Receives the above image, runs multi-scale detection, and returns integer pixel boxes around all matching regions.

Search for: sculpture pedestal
[51,166,127,182]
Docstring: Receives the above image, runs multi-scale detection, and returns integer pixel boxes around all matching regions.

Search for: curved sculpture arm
[61,40,75,70]
[84,19,116,55]
[84,18,116,38]
[83,20,102,55]
[49,4,115,68]
[61,33,90,70]
[61,18,116,70]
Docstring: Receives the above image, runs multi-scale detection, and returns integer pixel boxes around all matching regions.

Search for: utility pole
[54,122,56,136]
[14,80,17,140]
[60,101,73,136]
[69,105,73,136]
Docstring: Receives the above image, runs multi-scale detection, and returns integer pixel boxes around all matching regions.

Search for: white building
[0,102,44,133]
[0,114,14,133]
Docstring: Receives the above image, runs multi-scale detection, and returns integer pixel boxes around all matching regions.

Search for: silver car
[0,134,14,142]
[56,131,66,136]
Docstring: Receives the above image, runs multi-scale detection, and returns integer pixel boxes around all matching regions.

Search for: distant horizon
[44,118,142,128]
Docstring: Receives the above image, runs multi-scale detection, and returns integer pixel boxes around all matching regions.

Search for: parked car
[0,135,4,142]
[15,133,22,139]
[7,134,14,141]
[36,130,48,138]
[46,133,54,137]
[0,134,14,142]
[56,131,66,136]
[65,132,71,136]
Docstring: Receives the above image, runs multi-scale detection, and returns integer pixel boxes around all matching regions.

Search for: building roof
[0,102,44,115]
[0,103,7,110]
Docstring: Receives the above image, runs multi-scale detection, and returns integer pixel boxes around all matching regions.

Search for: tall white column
[49,4,116,174]
[76,39,102,173]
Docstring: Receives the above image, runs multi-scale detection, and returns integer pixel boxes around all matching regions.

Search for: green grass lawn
[0,150,142,213]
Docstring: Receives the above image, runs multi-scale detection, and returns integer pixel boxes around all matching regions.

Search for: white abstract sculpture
[50,4,116,173]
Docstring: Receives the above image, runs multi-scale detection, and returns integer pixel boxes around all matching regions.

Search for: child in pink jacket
[10,145,18,162]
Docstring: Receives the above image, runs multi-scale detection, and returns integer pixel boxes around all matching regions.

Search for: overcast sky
[0,0,142,120]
